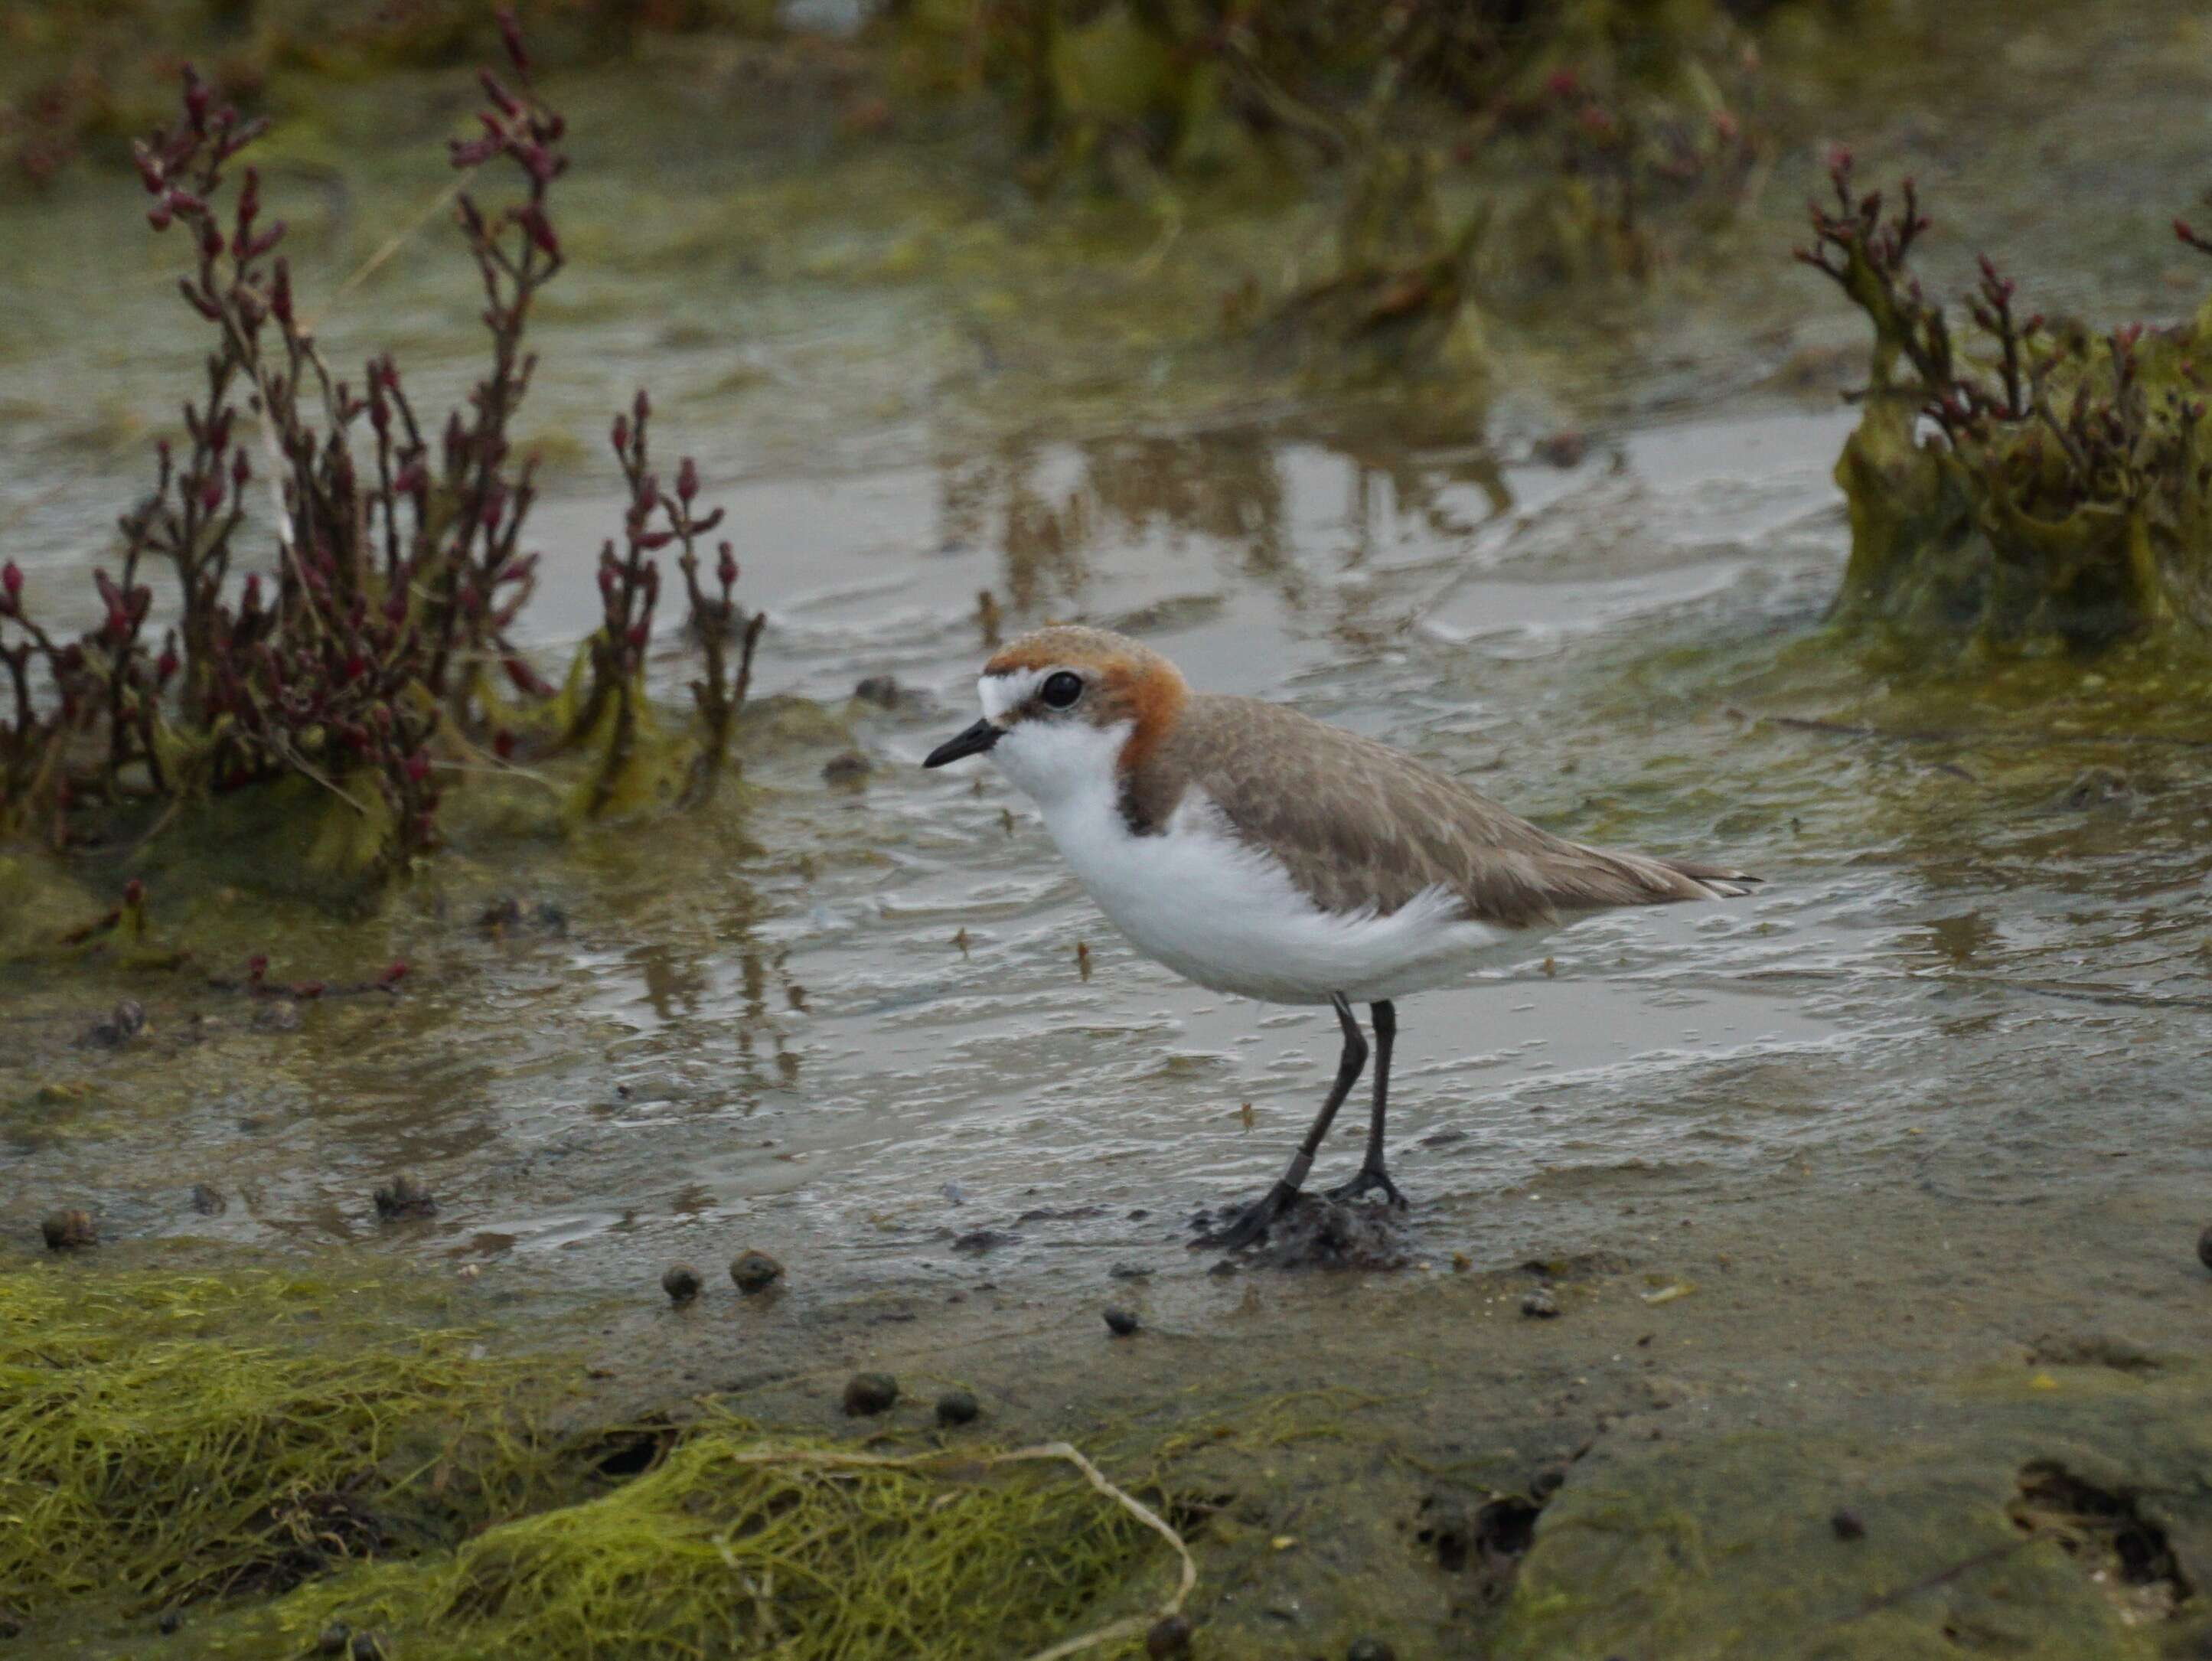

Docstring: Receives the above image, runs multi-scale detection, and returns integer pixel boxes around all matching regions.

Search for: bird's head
[922,625,1188,808]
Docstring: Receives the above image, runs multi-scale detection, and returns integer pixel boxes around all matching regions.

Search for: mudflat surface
[7,1,2212,1653]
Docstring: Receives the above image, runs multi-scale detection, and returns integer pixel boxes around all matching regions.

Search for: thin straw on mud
[715,1440,1199,1661]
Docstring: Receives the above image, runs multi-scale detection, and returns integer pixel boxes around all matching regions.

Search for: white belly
[1038,786,1534,1004]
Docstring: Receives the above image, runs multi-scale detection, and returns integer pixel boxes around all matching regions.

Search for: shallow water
[5,0,2212,1382]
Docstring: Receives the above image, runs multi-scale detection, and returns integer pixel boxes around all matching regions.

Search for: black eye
[1039,671,1084,710]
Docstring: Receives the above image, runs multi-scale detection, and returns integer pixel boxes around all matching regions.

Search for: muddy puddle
[8,1,2212,1653]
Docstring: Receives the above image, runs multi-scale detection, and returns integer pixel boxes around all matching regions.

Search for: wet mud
[7,0,2212,1653]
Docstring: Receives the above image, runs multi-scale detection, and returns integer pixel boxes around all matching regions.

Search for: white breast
[992,714,1530,1004]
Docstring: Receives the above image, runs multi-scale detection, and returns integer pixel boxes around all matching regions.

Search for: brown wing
[1140,695,1754,930]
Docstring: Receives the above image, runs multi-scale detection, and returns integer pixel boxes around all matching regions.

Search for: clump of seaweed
[0,0,782,191]
[1798,151,2212,651]
[218,1429,1187,1660]
[0,1265,558,1628]
[0,1258,1196,1654]
[1215,2,1759,374]
[0,13,764,885]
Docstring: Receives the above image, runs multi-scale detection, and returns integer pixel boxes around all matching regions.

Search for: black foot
[1325,1164,1408,1207]
[1190,1181,1299,1251]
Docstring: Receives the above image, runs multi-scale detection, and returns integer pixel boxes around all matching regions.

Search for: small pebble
[1520,1287,1560,1320]
[41,1209,96,1251]
[1533,429,1589,468]
[843,1371,899,1417]
[662,1264,703,1304]
[190,1183,227,1216]
[729,1250,783,1294]
[853,674,901,709]
[1144,1613,1194,1657]
[373,1175,436,1220]
[313,1624,352,1656]
[1104,1307,1140,1337]
[1831,1507,1866,1542]
[253,999,302,1033]
[822,751,873,786]
[2197,1224,2212,1274]
[935,1389,980,1428]
[1347,1640,1397,1661]
[79,997,148,1049]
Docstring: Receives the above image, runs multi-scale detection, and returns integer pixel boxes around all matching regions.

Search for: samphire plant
[1799,151,2212,652]
[0,11,764,884]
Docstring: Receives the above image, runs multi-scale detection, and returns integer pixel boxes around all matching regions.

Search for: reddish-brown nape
[1096,652,1188,779]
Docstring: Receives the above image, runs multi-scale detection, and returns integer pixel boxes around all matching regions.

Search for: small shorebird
[924,626,1757,1251]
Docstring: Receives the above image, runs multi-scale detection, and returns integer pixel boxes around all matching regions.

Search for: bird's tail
[1660,857,1761,899]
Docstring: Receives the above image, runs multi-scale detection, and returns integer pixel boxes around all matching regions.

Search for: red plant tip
[676,458,699,503]
[597,566,618,598]
[716,546,738,589]
[1824,142,1852,177]
[157,648,179,681]
[124,879,146,905]
[2,561,20,602]
[379,960,409,986]
[243,572,263,609]
[517,203,559,259]
[147,202,174,232]
[182,66,210,129]
[501,654,551,696]
[2178,219,2197,243]
[479,69,520,118]
[292,980,326,1000]
[633,388,651,423]
[497,6,531,76]
[106,605,131,638]
[247,953,268,981]
[610,414,629,456]
[1545,68,1579,99]
[494,728,519,759]
[404,752,431,783]
[625,622,649,649]
[232,449,251,488]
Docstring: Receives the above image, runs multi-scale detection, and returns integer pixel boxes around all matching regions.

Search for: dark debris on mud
[1189,1193,1413,1271]
[2008,1460,2195,1620]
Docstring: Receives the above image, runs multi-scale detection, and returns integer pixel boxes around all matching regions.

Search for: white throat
[989,713,1132,815]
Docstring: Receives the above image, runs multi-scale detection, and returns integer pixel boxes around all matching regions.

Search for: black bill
[922,719,1000,768]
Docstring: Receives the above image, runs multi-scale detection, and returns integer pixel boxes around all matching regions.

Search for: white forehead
[978,667,1046,723]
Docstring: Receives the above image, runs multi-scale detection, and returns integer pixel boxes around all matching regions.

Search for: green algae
[198,1424,1172,1660]
[0,1261,1184,1659]
[0,1263,564,1635]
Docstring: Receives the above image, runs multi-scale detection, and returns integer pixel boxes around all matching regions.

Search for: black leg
[1327,999,1407,1207]
[1192,994,1369,1251]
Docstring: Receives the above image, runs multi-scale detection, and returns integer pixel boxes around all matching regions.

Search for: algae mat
[0,1264,1183,1659]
